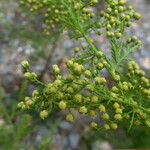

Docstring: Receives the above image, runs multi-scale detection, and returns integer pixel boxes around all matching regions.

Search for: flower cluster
[18,0,150,131]
[18,59,150,130]
[20,0,99,35]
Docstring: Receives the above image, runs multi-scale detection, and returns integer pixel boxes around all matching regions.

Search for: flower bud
[94,77,106,85]
[99,105,106,112]
[90,122,98,129]
[91,95,98,103]
[52,64,60,75]
[74,94,82,103]
[66,113,74,122]
[84,70,92,78]
[110,123,118,130]
[113,102,120,109]
[114,114,122,121]
[104,124,110,130]
[89,110,97,118]
[59,101,67,110]
[21,60,29,70]
[102,113,110,120]
[79,106,88,114]
[40,110,48,119]
[24,72,37,81]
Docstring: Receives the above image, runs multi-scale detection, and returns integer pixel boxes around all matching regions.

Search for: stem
[39,41,58,81]
[83,34,98,53]
[0,100,12,125]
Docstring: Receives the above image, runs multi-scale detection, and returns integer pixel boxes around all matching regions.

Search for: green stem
[0,100,12,125]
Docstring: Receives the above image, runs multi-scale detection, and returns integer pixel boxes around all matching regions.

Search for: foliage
[18,0,150,132]
[0,83,59,150]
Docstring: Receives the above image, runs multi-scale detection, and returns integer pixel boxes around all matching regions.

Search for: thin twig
[39,40,58,81]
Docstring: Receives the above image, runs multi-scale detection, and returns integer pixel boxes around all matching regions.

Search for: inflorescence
[18,0,150,130]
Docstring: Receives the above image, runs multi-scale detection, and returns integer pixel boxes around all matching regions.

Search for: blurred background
[0,0,150,149]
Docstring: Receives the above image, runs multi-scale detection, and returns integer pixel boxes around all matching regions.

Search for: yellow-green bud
[52,64,60,75]
[96,51,103,59]
[96,63,104,70]
[104,124,110,130]
[119,0,127,5]
[67,60,74,68]
[59,101,67,110]
[90,122,98,129]
[91,95,98,103]
[110,123,118,130]
[99,105,106,112]
[79,106,88,114]
[113,102,120,109]
[21,60,29,70]
[40,110,48,119]
[89,110,97,118]
[102,113,110,120]
[24,72,37,81]
[111,86,119,93]
[86,84,94,92]
[66,113,74,122]
[74,94,82,103]
[115,108,122,114]
[114,114,122,121]
[84,70,92,78]
[94,77,106,84]
[113,75,120,81]
[17,101,25,108]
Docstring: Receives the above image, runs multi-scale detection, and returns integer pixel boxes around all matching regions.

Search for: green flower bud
[74,94,82,103]
[79,106,88,114]
[96,51,103,59]
[115,32,122,39]
[73,63,84,75]
[115,108,123,114]
[54,79,62,87]
[90,122,98,129]
[74,47,80,53]
[21,60,29,70]
[89,110,97,118]
[110,123,118,130]
[66,87,74,94]
[86,84,94,92]
[66,113,74,122]
[94,77,106,85]
[111,86,119,93]
[66,60,74,68]
[91,95,98,103]
[106,24,112,30]
[24,72,37,81]
[59,101,67,110]
[46,84,57,94]
[114,114,122,121]
[102,113,110,120]
[52,64,60,75]
[104,124,110,130]
[113,102,120,109]
[17,101,25,108]
[26,99,34,107]
[40,110,48,119]
[133,12,141,20]
[119,0,127,5]
[32,90,39,97]
[91,0,98,5]
[96,63,104,70]
[113,74,120,81]
[99,105,106,112]
[84,70,92,78]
